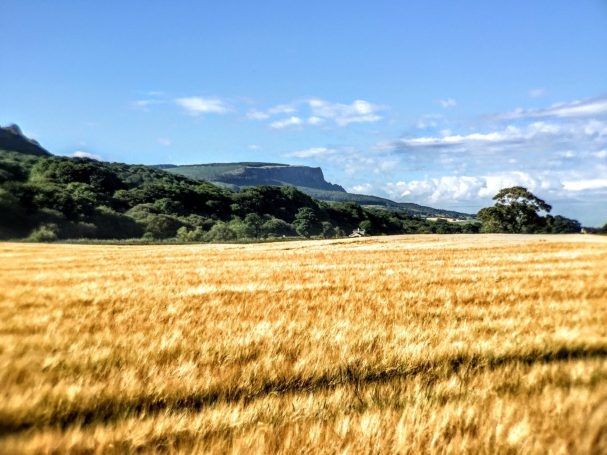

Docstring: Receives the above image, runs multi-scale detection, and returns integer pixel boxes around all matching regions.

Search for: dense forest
[0,150,485,242]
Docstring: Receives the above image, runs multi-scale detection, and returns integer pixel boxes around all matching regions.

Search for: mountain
[159,162,472,219]
[0,124,51,156]
[0,123,471,221]
[157,162,346,192]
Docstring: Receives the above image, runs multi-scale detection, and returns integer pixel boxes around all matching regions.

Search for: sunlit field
[1,234,607,453]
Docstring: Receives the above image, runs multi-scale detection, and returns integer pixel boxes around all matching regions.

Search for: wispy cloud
[132,99,165,111]
[307,98,385,126]
[498,96,607,120]
[268,104,297,115]
[175,97,231,115]
[529,88,546,98]
[438,98,457,108]
[246,110,270,120]
[269,116,303,129]
[286,147,338,158]
[392,119,606,151]
[157,138,172,146]
[246,97,386,128]
[416,114,443,129]
[307,116,324,125]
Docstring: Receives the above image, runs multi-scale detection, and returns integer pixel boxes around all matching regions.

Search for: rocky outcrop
[0,124,51,156]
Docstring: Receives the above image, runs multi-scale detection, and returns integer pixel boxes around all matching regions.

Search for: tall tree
[477,186,552,233]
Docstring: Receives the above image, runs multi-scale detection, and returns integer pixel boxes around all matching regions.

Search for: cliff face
[216,165,346,192]
[0,124,51,156]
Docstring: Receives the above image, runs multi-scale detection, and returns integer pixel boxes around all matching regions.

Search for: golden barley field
[1,234,607,454]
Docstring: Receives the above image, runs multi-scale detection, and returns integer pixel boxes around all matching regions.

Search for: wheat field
[1,234,607,454]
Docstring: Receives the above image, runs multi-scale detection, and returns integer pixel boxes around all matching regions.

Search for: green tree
[477,186,552,233]
[204,221,237,242]
[544,215,581,233]
[261,217,294,238]
[293,207,322,238]
[244,213,264,238]
[358,220,373,235]
[143,214,182,239]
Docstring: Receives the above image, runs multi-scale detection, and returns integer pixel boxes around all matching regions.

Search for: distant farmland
[1,234,607,453]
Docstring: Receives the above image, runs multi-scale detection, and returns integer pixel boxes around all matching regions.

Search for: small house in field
[349,228,366,238]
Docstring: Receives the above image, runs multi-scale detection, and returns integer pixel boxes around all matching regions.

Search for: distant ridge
[158,162,472,219]
[158,162,347,193]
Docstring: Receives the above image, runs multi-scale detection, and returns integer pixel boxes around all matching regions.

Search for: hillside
[0,124,51,157]
[0,149,483,241]
[158,162,472,219]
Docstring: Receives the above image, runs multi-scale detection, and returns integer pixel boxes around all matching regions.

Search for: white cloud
[245,104,296,121]
[350,183,374,194]
[286,147,337,158]
[385,172,558,204]
[529,88,546,98]
[157,138,172,146]
[306,98,385,126]
[175,97,231,115]
[307,116,324,125]
[246,110,270,120]
[268,104,297,115]
[416,114,443,129]
[393,119,605,150]
[396,126,525,147]
[594,150,607,159]
[71,151,101,160]
[269,116,303,129]
[438,98,457,108]
[248,144,260,150]
[132,99,165,111]
[245,97,386,128]
[499,96,607,120]
[562,179,607,191]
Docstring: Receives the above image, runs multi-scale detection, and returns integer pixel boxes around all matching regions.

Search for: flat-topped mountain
[158,162,472,219]
[157,162,346,192]
[0,124,51,157]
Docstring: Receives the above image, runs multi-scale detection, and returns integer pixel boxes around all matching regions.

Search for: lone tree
[477,186,552,233]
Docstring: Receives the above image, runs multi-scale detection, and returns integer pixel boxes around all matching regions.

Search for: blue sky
[1,0,607,225]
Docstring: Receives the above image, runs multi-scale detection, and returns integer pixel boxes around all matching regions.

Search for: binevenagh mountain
[0,123,470,219]
[157,163,472,219]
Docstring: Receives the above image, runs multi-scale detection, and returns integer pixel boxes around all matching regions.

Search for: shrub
[27,223,59,242]
[204,222,237,242]
[262,218,295,237]
[176,226,207,242]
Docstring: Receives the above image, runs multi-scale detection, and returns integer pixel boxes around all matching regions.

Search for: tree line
[0,151,482,242]
[0,151,589,242]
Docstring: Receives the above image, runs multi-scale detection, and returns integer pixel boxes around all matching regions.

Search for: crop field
[1,234,607,453]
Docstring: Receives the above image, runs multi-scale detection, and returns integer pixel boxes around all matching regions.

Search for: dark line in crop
[1,345,607,437]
